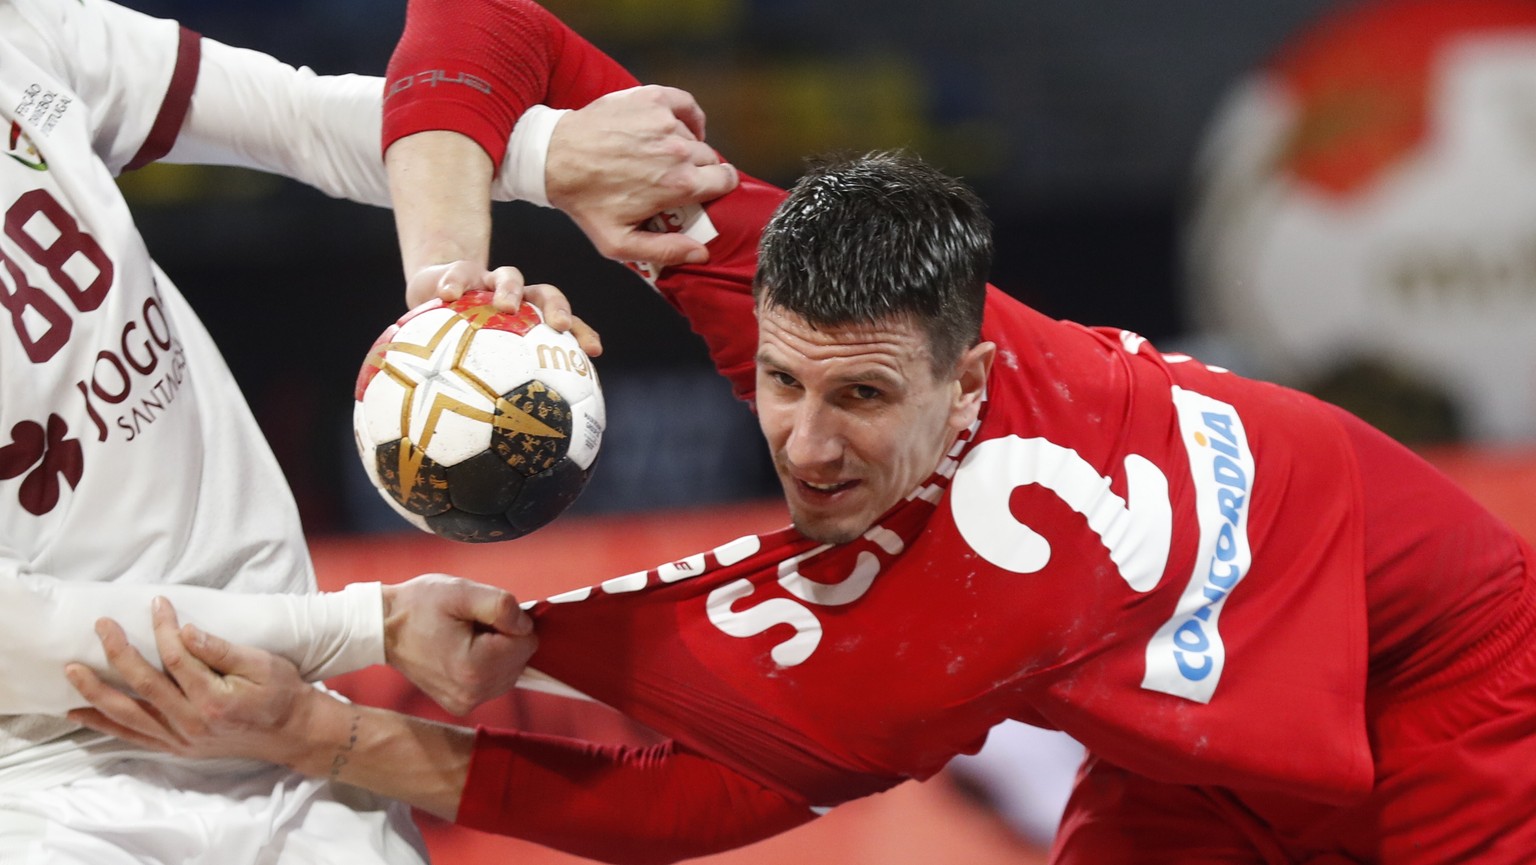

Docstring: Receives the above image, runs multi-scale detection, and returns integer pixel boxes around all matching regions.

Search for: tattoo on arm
[329,712,362,780]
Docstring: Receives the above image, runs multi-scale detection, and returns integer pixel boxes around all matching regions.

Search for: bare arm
[380,0,735,338]
[383,0,736,274]
[385,125,600,352]
[385,87,736,358]
[388,130,494,280]
[264,694,477,822]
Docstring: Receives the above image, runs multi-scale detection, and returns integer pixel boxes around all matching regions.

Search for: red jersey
[512,174,1380,805]
[390,2,1533,859]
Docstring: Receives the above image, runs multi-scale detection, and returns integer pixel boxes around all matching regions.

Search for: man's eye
[769,371,799,388]
[852,385,882,400]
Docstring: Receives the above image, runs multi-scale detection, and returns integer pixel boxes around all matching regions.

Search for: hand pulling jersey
[390,0,1535,859]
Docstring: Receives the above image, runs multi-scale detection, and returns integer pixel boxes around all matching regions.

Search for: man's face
[754,304,987,545]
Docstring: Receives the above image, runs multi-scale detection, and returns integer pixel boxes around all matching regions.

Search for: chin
[788,511,868,546]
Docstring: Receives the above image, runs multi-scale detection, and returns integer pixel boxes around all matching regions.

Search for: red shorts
[1051,564,1536,864]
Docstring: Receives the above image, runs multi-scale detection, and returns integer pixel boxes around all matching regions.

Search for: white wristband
[505,105,571,207]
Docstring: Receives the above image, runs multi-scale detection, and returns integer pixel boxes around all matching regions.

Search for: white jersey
[0,0,421,776]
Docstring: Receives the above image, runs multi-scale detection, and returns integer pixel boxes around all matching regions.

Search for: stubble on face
[754,305,961,547]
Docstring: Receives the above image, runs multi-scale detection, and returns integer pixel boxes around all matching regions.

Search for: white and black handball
[353,290,604,542]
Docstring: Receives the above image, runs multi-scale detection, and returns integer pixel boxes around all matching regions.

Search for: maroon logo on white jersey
[0,413,82,515]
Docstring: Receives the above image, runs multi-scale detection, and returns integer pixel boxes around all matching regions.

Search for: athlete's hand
[404,262,602,358]
[381,574,539,716]
[64,597,328,768]
[547,85,737,266]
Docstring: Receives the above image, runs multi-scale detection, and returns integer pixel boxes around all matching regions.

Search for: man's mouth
[797,478,856,496]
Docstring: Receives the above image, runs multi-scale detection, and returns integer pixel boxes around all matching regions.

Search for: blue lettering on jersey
[1142,389,1255,703]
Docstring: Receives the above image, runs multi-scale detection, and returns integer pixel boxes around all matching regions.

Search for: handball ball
[353,290,604,543]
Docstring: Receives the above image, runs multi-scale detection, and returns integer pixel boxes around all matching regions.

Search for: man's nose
[783,401,843,468]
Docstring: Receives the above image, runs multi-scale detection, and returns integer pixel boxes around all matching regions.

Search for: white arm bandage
[0,576,384,717]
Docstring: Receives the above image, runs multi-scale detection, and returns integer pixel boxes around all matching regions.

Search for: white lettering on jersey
[706,579,824,667]
[551,374,1255,703]
[700,426,965,669]
[778,545,885,606]
[704,524,903,667]
[1141,387,1254,703]
[950,436,1172,591]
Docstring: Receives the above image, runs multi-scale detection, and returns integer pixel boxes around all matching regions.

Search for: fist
[382,574,538,715]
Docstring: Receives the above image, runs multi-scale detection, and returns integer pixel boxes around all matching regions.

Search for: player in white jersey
[0,0,565,860]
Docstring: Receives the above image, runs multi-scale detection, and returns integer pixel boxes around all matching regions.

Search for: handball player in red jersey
[69,2,1536,863]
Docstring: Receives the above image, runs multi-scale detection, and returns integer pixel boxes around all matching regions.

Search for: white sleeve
[0,573,385,717]
[162,36,393,207]
[165,36,527,208]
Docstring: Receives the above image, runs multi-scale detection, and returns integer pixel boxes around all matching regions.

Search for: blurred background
[122,0,1418,536]
[123,0,1536,537]
[117,0,1536,860]
[123,0,1536,535]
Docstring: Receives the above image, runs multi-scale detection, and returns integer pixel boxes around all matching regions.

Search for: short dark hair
[754,151,992,377]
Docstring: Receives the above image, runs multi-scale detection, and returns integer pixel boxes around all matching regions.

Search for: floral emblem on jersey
[6,121,46,170]
[0,414,83,515]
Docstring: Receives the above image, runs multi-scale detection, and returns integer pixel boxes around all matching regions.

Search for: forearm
[387,130,494,277]
[380,0,581,274]
[458,726,816,864]
[0,575,382,716]
[285,691,473,820]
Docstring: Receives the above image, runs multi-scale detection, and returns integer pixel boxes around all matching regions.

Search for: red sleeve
[388,0,788,401]
[383,0,641,166]
[641,176,787,404]
[458,727,815,864]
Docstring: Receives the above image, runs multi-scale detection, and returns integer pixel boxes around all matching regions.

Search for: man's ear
[950,341,995,429]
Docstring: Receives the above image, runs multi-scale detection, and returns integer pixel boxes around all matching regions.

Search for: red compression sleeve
[383,0,641,165]
[386,0,777,402]
[458,727,815,864]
